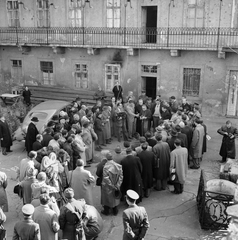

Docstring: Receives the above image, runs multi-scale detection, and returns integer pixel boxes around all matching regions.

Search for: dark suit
[138,150,155,197]
[121,155,143,201]
[177,132,188,149]
[122,205,149,240]
[0,120,12,153]
[41,134,53,147]
[25,122,39,153]
[32,141,42,151]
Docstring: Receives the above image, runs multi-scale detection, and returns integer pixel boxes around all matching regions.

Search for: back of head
[28,151,37,159]
[124,141,131,148]
[175,125,181,132]
[53,133,61,141]
[141,143,148,151]
[174,138,181,146]
[155,134,162,142]
[36,134,42,141]
[76,159,84,167]
[134,132,140,140]
[37,172,47,182]
[40,193,50,205]
[67,136,73,144]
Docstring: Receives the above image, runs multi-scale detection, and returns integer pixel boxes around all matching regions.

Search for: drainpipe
[217,0,223,50]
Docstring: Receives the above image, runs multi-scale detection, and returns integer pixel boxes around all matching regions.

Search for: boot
[101,206,110,216]
[112,206,118,216]
[2,148,7,155]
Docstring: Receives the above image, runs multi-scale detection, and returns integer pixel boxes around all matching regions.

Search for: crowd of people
[0,81,237,240]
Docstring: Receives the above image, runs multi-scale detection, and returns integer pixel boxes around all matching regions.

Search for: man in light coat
[170,139,188,194]
[101,152,123,216]
[190,118,204,169]
[32,194,60,240]
[69,159,95,205]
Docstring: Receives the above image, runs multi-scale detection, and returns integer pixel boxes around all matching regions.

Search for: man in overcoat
[170,139,188,194]
[217,120,238,162]
[122,190,149,240]
[0,113,12,155]
[25,117,39,154]
[153,134,170,191]
[101,152,123,216]
[138,144,155,198]
[121,148,143,202]
[190,118,204,169]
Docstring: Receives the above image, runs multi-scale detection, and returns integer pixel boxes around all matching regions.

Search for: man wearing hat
[121,148,143,202]
[167,129,179,152]
[13,204,41,240]
[155,126,168,142]
[100,152,123,216]
[135,137,152,155]
[25,117,39,154]
[153,134,170,191]
[59,188,87,240]
[113,145,125,164]
[33,193,60,240]
[122,190,149,240]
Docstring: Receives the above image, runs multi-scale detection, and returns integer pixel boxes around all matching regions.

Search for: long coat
[121,155,143,198]
[0,171,8,212]
[181,125,193,150]
[112,85,123,101]
[190,124,204,159]
[217,125,238,159]
[153,141,171,180]
[59,199,86,240]
[170,147,188,184]
[138,150,155,189]
[25,122,39,153]
[69,167,95,205]
[32,205,60,240]
[0,120,12,148]
[82,127,93,161]
[101,160,123,208]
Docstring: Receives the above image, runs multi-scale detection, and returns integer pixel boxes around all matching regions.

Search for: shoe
[6,150,12,153]
[171,190,179,194]
[219,160,226,163]
[101,210,109,216]
[2,152,7,156]
[190,165,200,169]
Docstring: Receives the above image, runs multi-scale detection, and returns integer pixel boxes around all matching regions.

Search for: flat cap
[126,147,132,153]
[22,204,34,215]
[139,137,146,143]
[106,152,113,160]
[115,146,122,154]
[126,190,139,200]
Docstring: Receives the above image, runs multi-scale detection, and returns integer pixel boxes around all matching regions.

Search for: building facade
[0,0,238,116]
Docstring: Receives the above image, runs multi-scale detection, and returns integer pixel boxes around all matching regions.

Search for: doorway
[227,70,238,116]
[142,77,157,100]
[142,6,157,43]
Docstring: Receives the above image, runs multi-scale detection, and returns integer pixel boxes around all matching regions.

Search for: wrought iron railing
[0,27,238,50]
[197,170,234,230]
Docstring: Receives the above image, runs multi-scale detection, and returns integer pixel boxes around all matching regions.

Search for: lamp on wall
[82,0,92,8]
[18,1,29,10]
[125,0,132,8]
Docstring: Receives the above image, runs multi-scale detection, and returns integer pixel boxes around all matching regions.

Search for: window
[40,61,54,85]
[11,60,22,81]
[105,64,120,91]
[182,68,201,96]
[141,65,158,73]
[37,0,50,27]
[69,0,83,27]
[74,63,89,89]
[7,1,20,27]
[187,0,205,28]
[106,0,121,28]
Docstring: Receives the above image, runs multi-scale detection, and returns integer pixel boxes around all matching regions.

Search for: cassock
[25,122,39,153]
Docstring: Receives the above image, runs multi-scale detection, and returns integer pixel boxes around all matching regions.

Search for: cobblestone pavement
[0,115,235,239]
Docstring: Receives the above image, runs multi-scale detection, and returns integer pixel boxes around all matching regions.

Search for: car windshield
[29,112,48,120]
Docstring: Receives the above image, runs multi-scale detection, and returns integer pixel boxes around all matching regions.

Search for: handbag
[96,177,102,186]
[0,225,6,240]
[169,168,177,182]
[13,183,23,198]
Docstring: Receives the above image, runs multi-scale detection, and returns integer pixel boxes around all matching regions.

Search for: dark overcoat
[181,125,193,150]
[0,120,12,148]
[112,85,123,101]
[153,141,170,180]
[22,89,32,104]
[138,150,155,189]
[217,125,238,159]
[121,155,143,198]
[25,122,39,153]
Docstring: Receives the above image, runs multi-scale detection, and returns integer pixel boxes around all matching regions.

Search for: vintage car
[14,100,72,141]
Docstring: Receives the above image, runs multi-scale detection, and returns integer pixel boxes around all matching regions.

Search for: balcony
[0,27,238,51]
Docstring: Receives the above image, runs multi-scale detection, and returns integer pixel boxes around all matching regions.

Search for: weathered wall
[1,46,237,116]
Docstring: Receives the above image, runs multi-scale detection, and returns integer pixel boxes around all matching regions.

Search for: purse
[169,168,177,182]
[0,225,6,240]
[96,177,102,186]
[13,183,23,198]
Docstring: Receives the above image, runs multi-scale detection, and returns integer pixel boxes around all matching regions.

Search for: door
[227,70,238,116]
[142,77,157,100]
[145,6,157,43]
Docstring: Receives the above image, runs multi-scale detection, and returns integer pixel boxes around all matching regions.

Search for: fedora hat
[31,117,39,122]
[171,129,178,137]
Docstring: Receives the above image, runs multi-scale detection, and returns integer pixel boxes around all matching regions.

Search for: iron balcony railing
[0,27,238,50]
